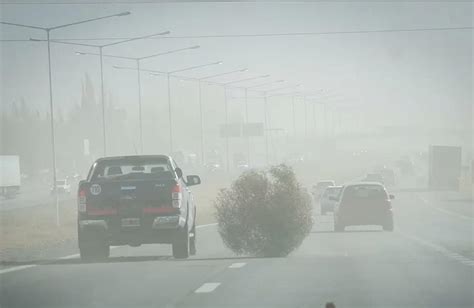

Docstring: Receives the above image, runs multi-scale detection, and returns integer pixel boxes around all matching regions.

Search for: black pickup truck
[77,155,201,260]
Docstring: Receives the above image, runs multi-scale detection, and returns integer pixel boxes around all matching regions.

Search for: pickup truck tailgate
[86,179,176,217]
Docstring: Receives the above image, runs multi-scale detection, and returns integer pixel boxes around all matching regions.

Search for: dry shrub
[215,164,313,257]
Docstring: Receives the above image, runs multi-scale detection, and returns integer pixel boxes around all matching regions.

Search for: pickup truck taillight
[78,189,87,212]
[172,184,182,208]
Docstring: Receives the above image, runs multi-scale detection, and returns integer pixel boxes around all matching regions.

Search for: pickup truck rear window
[91,158,174,181]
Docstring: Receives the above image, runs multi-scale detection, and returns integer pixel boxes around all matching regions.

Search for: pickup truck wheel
[80,241,109,261]
[383,215,394,232]
[334,221,345,232]
[172,226,189,259]
[189,223,196,256]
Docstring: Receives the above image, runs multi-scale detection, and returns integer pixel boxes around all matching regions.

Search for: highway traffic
[1,183,472,307]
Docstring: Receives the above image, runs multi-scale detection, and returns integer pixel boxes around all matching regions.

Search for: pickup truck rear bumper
[78,215,186,246]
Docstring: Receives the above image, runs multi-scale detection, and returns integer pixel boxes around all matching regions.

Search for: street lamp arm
[266,91,300,99]
[47,39,101,48]
[139,45,199,60]
[49,12,131,31]
[115,65,167,75]
[224,74,270,86]
[198,68,248,81]
[170,61,222,74]
[0,21,46,30]
[83,52,134,60]
[264,84,302,94]
[102,30,170,48]
[246,79,285,89]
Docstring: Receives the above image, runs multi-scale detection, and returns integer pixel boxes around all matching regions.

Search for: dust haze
[0,1,473,308]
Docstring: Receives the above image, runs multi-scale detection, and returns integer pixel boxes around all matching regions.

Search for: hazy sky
[1,1,472,133]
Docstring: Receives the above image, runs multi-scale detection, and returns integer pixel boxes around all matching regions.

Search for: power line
[0,1,194,4]
[3,1,300,4]
[1,26,471,42]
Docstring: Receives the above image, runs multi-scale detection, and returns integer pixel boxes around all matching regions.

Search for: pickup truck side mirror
[389,194,395,200]
[175,167,183,179]
[186,175,201,186]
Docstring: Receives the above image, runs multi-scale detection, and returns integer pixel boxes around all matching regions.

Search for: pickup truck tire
[334,221,345,232]
[172,226,189,259]
[383,215,394,232]
[79,240,110,261]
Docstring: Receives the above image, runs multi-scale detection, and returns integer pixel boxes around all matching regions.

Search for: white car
[51,179,71,194]
[320,186,342,215]
[311,180,336,201]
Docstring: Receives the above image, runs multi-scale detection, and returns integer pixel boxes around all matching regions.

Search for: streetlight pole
[223,74,270,167]
[96,46,198,153]
[224,87,230,172]
[245,88,249,164]
[198,80,204,163]
[76,40,187,155]
[263,93,269,165]
[196,68,248,165]
[45,30,59,224]
[67,31,171,155]
[123,61,222,154]
[244,80,285,166]
[1,12,131,226]
[167,72,173,154]
[137,59,144,153]
[99,46,106,155]
[292,95,296,137]
[159,61,223,154]
[304,96,308,138]
[260,84,302,165]
[312,101,317,136]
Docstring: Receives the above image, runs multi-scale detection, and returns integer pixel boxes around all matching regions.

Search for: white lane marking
[228,262,246,269]
[196,223,218,229]
[398,231,474,268]
[59,254,79,260]
[0,223,218,275]
[0,265,36,275]
[194,282,221,293]
[417,196,472,221]
[433,207,472,221]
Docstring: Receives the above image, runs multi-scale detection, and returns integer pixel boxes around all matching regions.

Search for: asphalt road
[1,191,473,308]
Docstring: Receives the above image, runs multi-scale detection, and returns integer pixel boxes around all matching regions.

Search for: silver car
[320,186,342,215]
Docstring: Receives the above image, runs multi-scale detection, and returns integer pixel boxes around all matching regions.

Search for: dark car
[77,155,201,260]
[333,183,394,232]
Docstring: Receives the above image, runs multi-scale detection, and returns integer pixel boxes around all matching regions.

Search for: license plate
[121,218,140,227]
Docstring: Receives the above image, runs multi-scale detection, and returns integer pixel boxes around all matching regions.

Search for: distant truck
[0,155,21,199]
[428,145,462,190]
